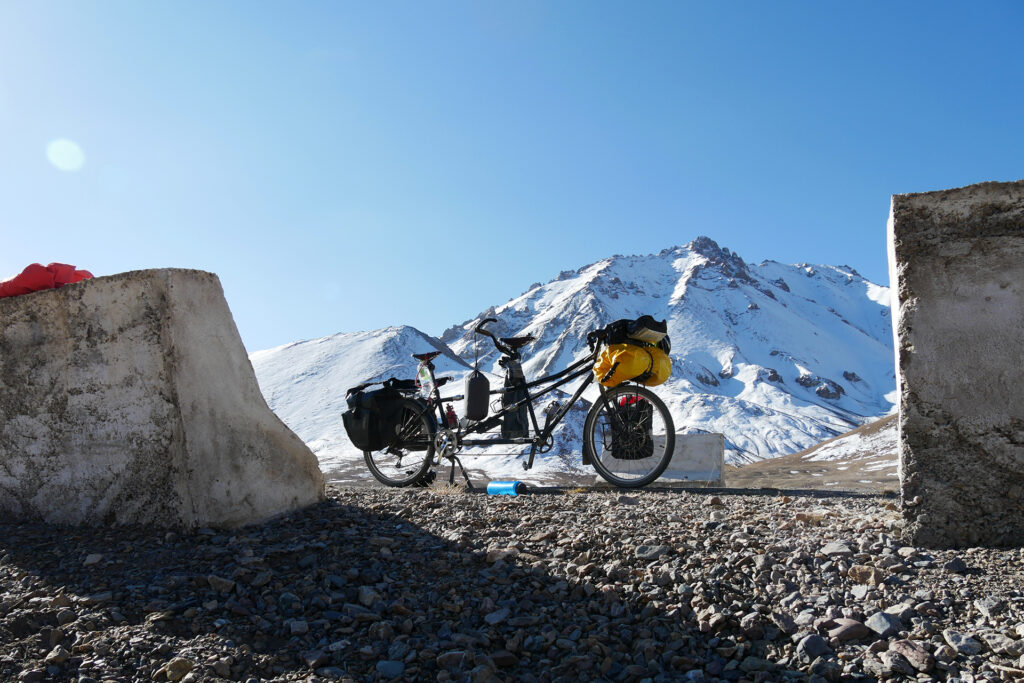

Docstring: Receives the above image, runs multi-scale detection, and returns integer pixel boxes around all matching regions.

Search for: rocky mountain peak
[253,238,895,467]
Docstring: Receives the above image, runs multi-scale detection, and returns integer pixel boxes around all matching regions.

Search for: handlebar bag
[342,385,406,451]
[594,343,671,388]
[610,395,655,460]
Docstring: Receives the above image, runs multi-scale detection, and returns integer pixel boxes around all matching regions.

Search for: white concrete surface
[0,269,325,528]
[660,433,725,486]
[889,180,1024,547]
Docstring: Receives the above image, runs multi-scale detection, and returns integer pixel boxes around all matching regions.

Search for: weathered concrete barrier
[660,433,725,486]
[0,269,325,527]
[888,180,1024,547]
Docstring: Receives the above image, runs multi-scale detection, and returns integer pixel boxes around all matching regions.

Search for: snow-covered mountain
[249,326,470,475]
[251,237,895,476]
[440,237,895,463]
[724,415,898,492]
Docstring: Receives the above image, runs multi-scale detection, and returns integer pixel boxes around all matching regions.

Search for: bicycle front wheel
[583,384,675,489]
[364,398,436,487]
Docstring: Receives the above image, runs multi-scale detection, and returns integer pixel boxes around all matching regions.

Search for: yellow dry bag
[593,343,671,388]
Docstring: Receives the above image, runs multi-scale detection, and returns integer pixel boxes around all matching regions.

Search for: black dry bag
[464,369,490,422]
[501,359,530,439]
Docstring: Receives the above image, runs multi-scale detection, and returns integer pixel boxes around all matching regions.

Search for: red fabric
[0,263,94,298]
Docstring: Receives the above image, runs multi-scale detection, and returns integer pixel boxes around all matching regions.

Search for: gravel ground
[2,486,1024,682]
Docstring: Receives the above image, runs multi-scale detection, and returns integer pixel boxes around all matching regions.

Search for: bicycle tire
[583,384,675,489]
[363,397,436,487]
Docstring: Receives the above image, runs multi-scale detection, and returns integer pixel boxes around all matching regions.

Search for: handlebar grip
[474,317,498,334]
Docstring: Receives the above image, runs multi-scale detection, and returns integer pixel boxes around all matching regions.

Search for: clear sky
[2,2,1022,351]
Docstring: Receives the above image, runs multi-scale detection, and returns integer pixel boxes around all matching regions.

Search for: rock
[771,611,798,635]
[821,542,853,557]
[375,660,405,678]
[162,658,194,682]
[980,632,1024,657]
[303,650,329,668]
[83,553,103,566]
[865,611,902,638]
[0,269,325,528]
[889,639,934,673]
[847,564,886,585]
[288,619,309,635]
[797,634,832,663]
[634,545,670,560]
[436,650,468,669]
[974,596,1006,618]
[485,548,517,563]
[850,585,870,600]
[943,629,983,656]
[43,645,69,665]
[739,656,772,672]
[484,608,510,625]
[616,495,639,505]
[491,650,518,667]
[315,667,346,680]
[879,650,916,676]
[80,591,112,605]
[883,603,915,623]
[207,575,235,593]
[943,557,968,573]
[358,585,380,607]
[55,608,76,626]
[828,618,871,641]
[740,612,765,640]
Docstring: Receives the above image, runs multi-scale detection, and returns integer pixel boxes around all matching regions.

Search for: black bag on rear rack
[610,395,655,460]
[342,381,408,451]
[602,315,671,353]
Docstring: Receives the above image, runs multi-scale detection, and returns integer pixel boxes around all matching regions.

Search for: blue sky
[2,2,1022,351]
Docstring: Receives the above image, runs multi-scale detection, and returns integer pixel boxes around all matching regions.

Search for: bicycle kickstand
[448,455,474,490]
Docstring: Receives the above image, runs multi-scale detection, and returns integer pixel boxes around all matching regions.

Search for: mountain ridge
[252,237,895,476]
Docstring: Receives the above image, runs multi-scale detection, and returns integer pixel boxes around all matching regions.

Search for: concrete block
[0,269,325,527]
[591,433,725,487]
[660,433,725,486]
[888,180,1024,547]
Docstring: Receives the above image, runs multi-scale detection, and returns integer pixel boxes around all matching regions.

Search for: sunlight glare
[46,138,86,172]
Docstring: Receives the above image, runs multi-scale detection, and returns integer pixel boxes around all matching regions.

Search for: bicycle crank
[434,429,459,462]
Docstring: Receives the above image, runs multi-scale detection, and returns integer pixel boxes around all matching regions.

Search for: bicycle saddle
[412,350,443,362]
[499,335,536,351]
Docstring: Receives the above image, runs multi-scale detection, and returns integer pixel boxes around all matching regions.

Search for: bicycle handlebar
[473,317,516,357]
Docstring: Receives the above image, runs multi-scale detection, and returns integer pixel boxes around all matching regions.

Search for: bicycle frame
[415,350,607,471]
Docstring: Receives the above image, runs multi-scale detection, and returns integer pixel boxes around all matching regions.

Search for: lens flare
[46,139,86,172]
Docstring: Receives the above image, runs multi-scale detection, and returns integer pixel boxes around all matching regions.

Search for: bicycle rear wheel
[583,384,675,488]
[364,398,436,487]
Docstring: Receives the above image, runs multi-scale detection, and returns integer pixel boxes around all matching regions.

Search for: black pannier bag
[610,395,654,460]
[342,382,407,451]
[500,359,530,439]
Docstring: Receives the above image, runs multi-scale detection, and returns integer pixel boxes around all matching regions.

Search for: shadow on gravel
[0,490,779,682]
